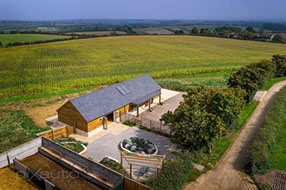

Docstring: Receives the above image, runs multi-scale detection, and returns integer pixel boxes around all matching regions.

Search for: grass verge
[260,77,286,90]
[269,99,286,170]
[246,86,286,174]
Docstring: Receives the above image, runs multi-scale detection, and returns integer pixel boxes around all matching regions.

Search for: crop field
[1,35,286,97]
[0,34,71,45]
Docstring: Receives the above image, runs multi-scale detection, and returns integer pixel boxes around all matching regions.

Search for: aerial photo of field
[1,35,286,97]
[0,34,71,45]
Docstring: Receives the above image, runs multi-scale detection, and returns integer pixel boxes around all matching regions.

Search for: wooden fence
[36,126,73,139]
[124,177,149,190]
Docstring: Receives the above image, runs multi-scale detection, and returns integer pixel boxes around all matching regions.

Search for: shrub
[245,86,286,174]
[123,120,135,126]
[146,152,194,190]
[228,60,276,102]
[99,157,128,176]
[272,54,286,77]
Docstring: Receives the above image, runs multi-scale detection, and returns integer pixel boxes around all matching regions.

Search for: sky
[0,0,286,21]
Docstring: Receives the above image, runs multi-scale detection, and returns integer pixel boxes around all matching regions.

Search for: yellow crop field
[0,35,286,97]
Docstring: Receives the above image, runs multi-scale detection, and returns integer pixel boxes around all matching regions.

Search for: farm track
[183,80,286,190]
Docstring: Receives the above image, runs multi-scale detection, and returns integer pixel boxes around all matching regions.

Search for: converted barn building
[57,74,162,137]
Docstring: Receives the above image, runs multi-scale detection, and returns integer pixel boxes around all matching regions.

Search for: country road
[183,80,286,190]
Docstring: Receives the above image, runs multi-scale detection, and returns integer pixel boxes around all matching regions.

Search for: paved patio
[84,123,175,161]
[83,123,176,179]
[139,91,184,121]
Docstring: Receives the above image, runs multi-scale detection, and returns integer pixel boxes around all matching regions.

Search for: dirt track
[183,80,286,190]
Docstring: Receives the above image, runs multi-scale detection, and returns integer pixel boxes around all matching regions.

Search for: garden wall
[41,137,123,189]
[0,137,42,168]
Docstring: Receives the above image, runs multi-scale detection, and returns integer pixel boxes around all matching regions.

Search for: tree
[161,99,224,152]
[229,33,235,38]
[161,86,245,152]
[246,26,256,33]
[191,27,199,35]
[272,35,284,43]
[183,86,245,130]
[259,28,264,36]
[241,30,255,40]
[175,30,184,35]
[0,42,2,47]
[228,61,276,102]
[200,28,209,35]
[272,54,286,77]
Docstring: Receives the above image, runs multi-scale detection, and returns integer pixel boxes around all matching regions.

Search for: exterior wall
[87,117,102,132]
[0,137,42,168]
[87,104,130,133]
[57,101,88,132]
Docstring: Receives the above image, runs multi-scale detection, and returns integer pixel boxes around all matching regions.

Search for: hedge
[228,60,276,102]
[245,86,286,174]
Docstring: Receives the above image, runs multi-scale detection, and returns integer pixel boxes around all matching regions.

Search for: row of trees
[228,55,286,102]
[161,54,286,154]
[181,26,285,43]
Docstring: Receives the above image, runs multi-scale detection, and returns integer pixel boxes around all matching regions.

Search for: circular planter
[120,137,158,155]
[60,142,87,155]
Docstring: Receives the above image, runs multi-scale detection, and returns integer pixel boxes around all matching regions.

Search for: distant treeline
[174,26,285,44]
[263,23,286,32]
[0,35,96,48]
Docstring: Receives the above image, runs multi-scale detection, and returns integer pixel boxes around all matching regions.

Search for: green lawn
[0,34,71,45]
[269,107,286,170]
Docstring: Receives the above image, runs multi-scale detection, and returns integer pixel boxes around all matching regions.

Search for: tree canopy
[161,86,245,151]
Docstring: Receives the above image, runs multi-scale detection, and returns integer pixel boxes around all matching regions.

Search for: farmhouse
[57,74,162,137]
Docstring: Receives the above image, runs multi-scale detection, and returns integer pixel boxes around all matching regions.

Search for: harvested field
[21,153,101,190]
[0,167,37,190]
[137,28,174,34]
[72,31,126,36]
